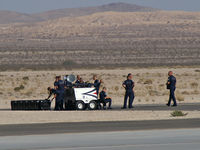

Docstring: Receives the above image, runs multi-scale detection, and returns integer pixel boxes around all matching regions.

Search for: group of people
[47,75,111,110]
[47,71,177,111]
[121,71,177,108]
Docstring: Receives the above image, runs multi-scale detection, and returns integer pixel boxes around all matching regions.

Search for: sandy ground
[0,67,200,109]
[0,67,199,125]
[0,110,199,125]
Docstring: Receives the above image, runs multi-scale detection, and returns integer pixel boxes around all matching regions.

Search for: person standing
[54,89,64,110]
[54,76,59,89]
[166,71,177,107]
[93,75,102,96]
[122,73,135,109]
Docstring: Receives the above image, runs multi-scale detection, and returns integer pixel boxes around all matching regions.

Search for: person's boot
[121,107,127,109]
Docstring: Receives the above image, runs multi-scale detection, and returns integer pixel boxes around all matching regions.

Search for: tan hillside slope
[1,11,200,38]
[0,3,158,24]
[33,2,158,21]
[0,11,199,69]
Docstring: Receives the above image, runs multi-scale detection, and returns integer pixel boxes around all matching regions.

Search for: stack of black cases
[11,100,51,110]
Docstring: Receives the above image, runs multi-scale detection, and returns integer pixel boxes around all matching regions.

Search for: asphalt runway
[1,118,200,136]
[2,103,200,111]
[1,128,200,150]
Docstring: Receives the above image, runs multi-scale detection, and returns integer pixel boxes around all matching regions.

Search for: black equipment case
[11,100,51,110]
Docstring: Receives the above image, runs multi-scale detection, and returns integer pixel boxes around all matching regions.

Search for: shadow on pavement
[0,103,200,111]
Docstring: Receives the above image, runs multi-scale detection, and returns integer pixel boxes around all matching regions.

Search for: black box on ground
[11,100,51,111]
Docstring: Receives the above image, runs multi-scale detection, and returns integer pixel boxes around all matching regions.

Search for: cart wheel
[76,101,85,110]
[88,101,97,110]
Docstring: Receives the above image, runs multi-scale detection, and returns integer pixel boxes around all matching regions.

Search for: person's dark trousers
[55,100,64,110]
[54,100,59,110]
[129,92,135,108]
[123,91,134,108]
[96,89,99,97]
[104,98,112,108]
[60,100,64,110]
[168,87,177,106]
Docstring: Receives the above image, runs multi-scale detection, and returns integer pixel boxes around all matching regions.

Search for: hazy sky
[0,0,200,13]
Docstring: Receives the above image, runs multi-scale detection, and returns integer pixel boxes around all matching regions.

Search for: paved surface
[2,103,200,111]
[1,118,200,136]
[1,128,200,150]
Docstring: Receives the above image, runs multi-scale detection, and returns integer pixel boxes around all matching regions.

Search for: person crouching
[100,87,112,110]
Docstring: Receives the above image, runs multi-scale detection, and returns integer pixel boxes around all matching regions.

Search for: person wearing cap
[122,73,135,109]
[166,71,177,107]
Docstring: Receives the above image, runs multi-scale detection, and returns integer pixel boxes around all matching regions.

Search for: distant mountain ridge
[0,10,42,24]
[0,2,158,24]
[33,2,158,21]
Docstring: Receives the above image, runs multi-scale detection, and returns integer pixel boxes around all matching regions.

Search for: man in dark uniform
[122,73,135,109]
[75,75,81,84]
[100,87,112,110]
[54,89,64,110]
[47,87,63,110]
[93,75,102,96]
[166,71,177,107]
[77,78,86,88]
[54,76,59,89]
[55,76,65,109]
[57,76,65,91]
[47,87,56,100]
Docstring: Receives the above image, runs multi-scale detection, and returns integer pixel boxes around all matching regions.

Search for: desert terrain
[0,3,200,125]
[1,67,200,109]
[0,67,200,124]
[0,3,199,70]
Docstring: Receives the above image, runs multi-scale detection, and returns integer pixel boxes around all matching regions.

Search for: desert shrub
[191,90,200,95]
[162,91,169,96]
[159,84,165,87]
[114,86,119,91]
[190,82,198,88]
[195,70,200,72]
[25,91,32,96]
[0,92,3,95]
[176,94,184,101]
[171,110,188,117]
[22,76,29,80]
[145,86,153,90]
[181,91,190,95]
[137,79,144,84]
[14,85,25,92]
[149,90,160,96]
[144,79,153,84]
